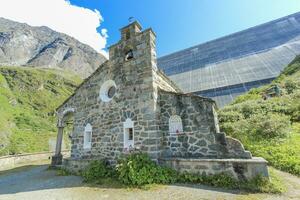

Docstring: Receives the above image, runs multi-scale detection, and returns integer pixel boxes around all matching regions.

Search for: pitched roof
[155,69,182,93]
[56,61,108,111]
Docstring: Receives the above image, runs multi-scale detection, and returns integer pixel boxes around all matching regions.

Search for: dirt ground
[0,161,299,200]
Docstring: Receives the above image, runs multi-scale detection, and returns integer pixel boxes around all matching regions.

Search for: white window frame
[99,80,117,102]
[123,118,134,149]
[169,115,183,135]
[84,123,92,149]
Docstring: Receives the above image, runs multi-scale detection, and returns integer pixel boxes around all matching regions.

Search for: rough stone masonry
[52,21,269,180]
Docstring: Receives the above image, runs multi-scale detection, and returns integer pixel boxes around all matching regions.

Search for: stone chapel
[52,21,268,180]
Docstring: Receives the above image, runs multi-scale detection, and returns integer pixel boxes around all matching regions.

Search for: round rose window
[100,80,117,102]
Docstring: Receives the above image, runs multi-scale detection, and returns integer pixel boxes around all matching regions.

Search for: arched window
[84,123,92,149]
[123,118,134,149]
[169,115,183,135]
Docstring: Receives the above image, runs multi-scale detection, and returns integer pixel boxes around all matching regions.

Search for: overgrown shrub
[82,160,115,183]
[281,55,300,76]
[218,110,243,123]
[290,91,300,122]
[80,153,283,193]
[177,172,237,188]
[116,153,177,186]
[284,78,298,94]
[246,125,300,176]
[116,153,238,187]
[56,168,72,176]
[236,100,262,119]
[220,112,291,140]
[227,99,292,119]
[246,113,291,139]
[233,87,264,104]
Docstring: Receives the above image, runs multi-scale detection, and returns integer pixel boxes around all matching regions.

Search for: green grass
[56,168,73,176]
[0,66,81,156]
[218,56,300,176]
[246,124,300,175]
[80,169,285,193]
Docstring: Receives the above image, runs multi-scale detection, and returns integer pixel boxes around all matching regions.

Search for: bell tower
[108,20,158,110]
[120,21,142,41]
[108,21,161,159]
[108,21,157,69]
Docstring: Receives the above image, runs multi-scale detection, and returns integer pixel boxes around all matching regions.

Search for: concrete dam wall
[157,12,300,107]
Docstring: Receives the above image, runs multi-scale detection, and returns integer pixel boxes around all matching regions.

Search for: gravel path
[0,163,299,200]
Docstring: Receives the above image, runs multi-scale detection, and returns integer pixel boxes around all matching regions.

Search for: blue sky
[70,0,300,57]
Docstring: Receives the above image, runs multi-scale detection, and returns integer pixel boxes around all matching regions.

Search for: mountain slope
[0,18,106,78]
[218,56,300,175]
[0,66,82,156]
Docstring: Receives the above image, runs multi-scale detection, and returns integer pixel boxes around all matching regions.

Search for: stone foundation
[159,157,269,180]
[64,156,268,181]
[63,158,96,173]
[0,151,69,171]
[51,154,63,166]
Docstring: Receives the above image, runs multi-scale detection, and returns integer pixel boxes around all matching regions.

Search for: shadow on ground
[1,164,299,200]
[0,164,83,195]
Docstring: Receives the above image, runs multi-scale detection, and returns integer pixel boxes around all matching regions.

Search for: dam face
[158,12,300,107]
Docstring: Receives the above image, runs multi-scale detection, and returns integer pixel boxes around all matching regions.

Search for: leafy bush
[116,153,239,187]
[220,112,291,141]
[284,78,298,94]
[82,160,115,183]
[80,153,284,193]
[233,87,264,104]
[281,55,300,76]
[246,113,291,139]
[56,168,72,176]
[234,100,262,119]
[290,91,300,122]
[246,124,300,176]
[177,171,237,187]
[116,153,176,186]
[218,110,243,123]
[240,168,285,193]
[224,98,292,119]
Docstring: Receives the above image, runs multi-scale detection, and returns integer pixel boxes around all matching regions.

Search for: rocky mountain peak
[0,17,107,78]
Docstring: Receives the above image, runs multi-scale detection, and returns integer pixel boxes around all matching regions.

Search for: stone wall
[63,157,94,173]
[159,157,269,180]
[159,90,251,159]
[57,22,164,164]
[159,90,220,158]
[0,151,69,171]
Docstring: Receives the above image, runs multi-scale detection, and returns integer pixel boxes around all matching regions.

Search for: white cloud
[0,0,108,57]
